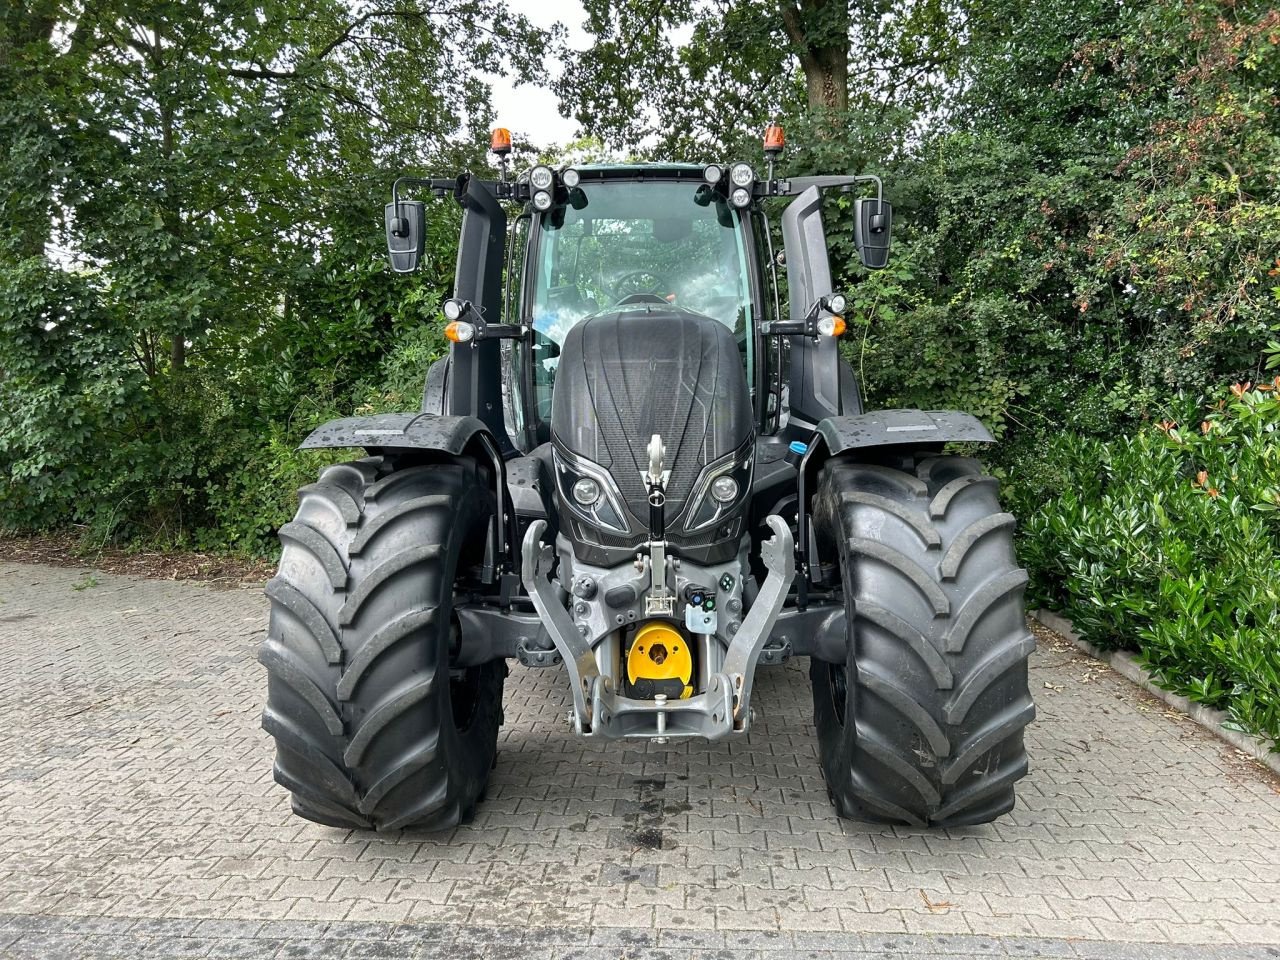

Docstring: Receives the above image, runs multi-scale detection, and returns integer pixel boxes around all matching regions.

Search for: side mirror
[854,198,892,270]
[384,200,425,273]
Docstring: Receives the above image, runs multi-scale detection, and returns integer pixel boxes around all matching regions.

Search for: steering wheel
[617,293,669,305]
[610,269,670,301]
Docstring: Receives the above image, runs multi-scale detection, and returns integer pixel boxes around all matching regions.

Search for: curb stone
[1,916,1278,960]
[1032,608,1280,778]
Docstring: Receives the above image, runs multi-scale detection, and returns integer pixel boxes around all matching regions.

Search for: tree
[0,1,559,544]
[847,0,1280,440]
[557,0,961,156]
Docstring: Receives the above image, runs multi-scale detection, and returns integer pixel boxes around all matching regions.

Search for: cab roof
[563,163,707,181]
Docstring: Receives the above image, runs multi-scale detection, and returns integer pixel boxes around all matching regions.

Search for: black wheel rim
[449,664,482,734]
[828,663,848,727]
[445,610,482,734]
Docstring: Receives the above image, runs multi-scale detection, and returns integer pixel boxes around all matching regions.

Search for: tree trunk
[781,0,850,114]
[805,46,848,112]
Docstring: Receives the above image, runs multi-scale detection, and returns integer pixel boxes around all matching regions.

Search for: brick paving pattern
[1,561,1278,959]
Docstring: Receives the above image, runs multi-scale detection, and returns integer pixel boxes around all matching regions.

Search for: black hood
[551,308,754,544]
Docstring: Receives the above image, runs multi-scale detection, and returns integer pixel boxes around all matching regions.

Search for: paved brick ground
[1,561,1278,959]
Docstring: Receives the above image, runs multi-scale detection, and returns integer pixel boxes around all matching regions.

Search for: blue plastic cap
[789,440,809,455]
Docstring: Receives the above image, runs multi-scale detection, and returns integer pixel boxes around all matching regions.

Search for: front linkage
[521,510,795,740]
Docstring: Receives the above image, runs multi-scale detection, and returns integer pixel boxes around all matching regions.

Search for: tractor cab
[383,132,895,459]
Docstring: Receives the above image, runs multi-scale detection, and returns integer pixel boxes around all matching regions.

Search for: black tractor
[260,126,1035,832]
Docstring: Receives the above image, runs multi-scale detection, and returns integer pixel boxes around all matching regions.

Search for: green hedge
[1008,380,1280,749]
[0,256,449,556]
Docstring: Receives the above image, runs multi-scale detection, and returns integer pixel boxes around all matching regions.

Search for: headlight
[530,165,554,190]
[683,446,752,534]
[562,168,580,188]
[730,187,751,208]
[442,298,465,321]
[554,449,630,534]
[702,164,723,184]
[729,162,754,187]
[531,189,553,212]
[572,477,601,506]
[827,293,847,314]
[711,476,739,503]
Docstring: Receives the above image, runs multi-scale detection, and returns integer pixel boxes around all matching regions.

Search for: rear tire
[261,456,505,832]
[810,454,1034,827]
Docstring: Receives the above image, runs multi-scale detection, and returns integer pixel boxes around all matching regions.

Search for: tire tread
[261,457,503,832]
[811,453,1034,827]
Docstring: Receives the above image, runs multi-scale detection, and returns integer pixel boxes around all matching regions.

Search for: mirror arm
[858,175,883,204]
[448,299,529,342]
[389,177,446,238]
[391,175,524,226]
[391,176,456,204]
[390,176,457,235]
[763,296,841,338]
[766,174,882,202]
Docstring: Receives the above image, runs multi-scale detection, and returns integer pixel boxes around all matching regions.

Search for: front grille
[570,518,737,551]
[588,527,644,549]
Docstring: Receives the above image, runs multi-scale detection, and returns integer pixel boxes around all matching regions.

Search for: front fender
[300,412,491,455]
[793,409,995,602]
[813,409,993,457]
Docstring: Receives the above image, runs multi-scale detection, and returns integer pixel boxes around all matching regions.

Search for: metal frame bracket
[521,516,795,740]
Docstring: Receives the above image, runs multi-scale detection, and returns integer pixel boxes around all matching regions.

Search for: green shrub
[1010,380,1280,748]
[0,244,449,558]
[185,311,448,555]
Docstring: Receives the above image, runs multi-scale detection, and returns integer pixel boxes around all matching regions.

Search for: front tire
[260,456,505,832]
[810,454,1034,827]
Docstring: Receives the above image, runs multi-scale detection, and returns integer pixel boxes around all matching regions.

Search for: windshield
[523,178,755,425]
[530,180,752,341]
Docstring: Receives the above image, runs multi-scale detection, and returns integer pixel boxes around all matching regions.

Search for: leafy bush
[1010,380,1280,748]
[0,0,544,558]
[0,250,450,556]
[825,0,1280,448]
